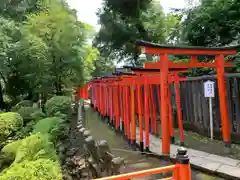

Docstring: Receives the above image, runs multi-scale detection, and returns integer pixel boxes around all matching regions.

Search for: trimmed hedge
[1,133,58,164]
[0,112,23,141]
[45,96,71,116]
[0,158,62,180]
[1,139,22,161]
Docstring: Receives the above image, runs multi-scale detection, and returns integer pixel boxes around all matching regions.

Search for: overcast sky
[67,0,187,28]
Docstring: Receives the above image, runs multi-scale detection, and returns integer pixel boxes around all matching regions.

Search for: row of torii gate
[78,40,237,156]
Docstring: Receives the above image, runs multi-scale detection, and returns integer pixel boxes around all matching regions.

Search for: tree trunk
[0,83,5,110]
[26,91,33,100]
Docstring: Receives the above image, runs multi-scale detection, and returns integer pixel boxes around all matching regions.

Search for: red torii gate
[124,66,188,145]
[77,84,88,100]
[136,40,237,156]
[116,68,188,152]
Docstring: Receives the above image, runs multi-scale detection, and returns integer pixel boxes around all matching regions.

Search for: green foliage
[33,117,62,135]
[13,133,58,163]
[13,121,37,140]
[0,112,23,141]
[0,0,97,107]
[0,158,62,180]
[11,100,33,112]
[30,110,46,121]
[94,1,171,65]
[32,116,67,144]
[45,96,71,116]
[181,0,240,47]
[104,0,152,17]
[1,140,22,161]
[20,7,89,94]
[17,107,38,122]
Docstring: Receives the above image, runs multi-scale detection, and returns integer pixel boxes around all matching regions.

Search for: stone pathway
[135,128,240,179]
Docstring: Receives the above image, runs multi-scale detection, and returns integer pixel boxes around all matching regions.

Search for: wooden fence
[177,73,240,143]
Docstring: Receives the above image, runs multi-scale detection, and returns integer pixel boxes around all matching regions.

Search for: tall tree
[94,0,168,65]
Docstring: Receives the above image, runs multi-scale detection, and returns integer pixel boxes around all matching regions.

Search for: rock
[79,128,86,135]
[85,136,100,163]
[66,148,77,156]
[77,124,83,129]
[112,157,124,175]
[58,145,66,153]
[83,130,91,138]
[62,171,73,180]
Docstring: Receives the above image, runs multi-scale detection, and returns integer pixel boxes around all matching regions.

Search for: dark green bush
[11,100,33,112]
[12,121,37,140]
[0,112,23,141]
[30,110,46,120]
[33,116,68,144]
[45,96,71,116]
[0,158,62,180]
[11,110,46,140]
[17,107,38,122]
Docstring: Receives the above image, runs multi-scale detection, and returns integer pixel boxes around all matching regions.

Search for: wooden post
[216,54,231,147]
[174,76,184,145]
[127,86,131,144]
[160,53,170,156]
[168,85,175,144]
[123,86,127,137]
[137,84,144,151]
[144,77,150,152]
[149,84,154,134]
[131,84,136,146]
[115,85,120,130]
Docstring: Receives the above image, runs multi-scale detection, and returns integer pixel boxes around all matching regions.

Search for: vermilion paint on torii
[136,40,237,156]
[119,67,188,152]
[77,84,88,100]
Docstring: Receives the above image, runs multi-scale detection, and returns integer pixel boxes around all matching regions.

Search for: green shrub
[13,133,58,163]
[1,140,22,161]
[17,107,38,122]
[0,159,62,180]
[45,96,71,116]
[33,117,62,135]
[54,111,67,121]
[11,100,33,112]
[30,110,46,121]
[0,112,23,141]
[32,116,68,144]
[12,121,37,140]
